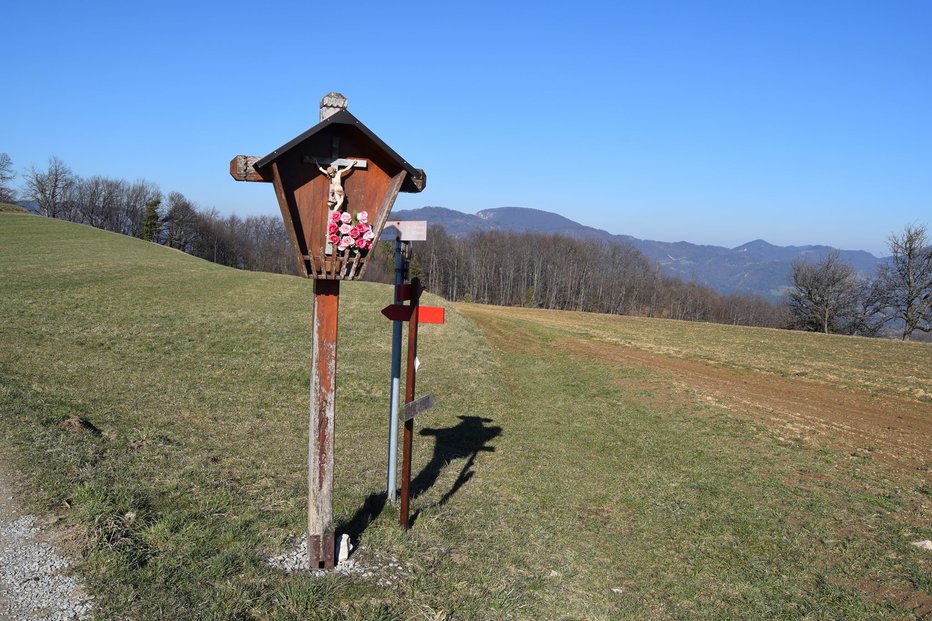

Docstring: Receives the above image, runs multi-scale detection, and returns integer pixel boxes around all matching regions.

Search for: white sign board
[380,220,427,241]
[401,392,435,422]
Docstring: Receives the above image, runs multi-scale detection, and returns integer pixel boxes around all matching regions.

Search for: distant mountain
[393,207,500,237]
[391,206,885,302]
[15,200,41,214]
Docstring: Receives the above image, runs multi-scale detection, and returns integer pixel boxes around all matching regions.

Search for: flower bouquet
[327,209,376,257]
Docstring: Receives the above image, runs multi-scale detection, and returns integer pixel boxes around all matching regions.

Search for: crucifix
[305,139,368,254]
[315,158,366,210]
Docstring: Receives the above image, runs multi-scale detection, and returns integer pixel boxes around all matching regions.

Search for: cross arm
[302,156,368,170]
[230,155,271,182]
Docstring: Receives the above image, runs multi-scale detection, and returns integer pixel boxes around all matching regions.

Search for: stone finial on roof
[320,92,348,121]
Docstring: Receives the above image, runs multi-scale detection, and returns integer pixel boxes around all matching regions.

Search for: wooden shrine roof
[253,109,426,193]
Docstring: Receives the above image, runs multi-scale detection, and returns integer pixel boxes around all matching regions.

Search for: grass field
[1,212,930,620]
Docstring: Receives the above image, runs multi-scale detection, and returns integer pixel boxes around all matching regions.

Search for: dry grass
[1,214,930,619]
[461,304,932,403]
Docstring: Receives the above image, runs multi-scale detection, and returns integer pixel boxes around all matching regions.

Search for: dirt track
[562,337,932,475]
[461,304,932,617]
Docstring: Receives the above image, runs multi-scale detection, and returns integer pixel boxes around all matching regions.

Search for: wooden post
[308,279,339,568]
[399,278,421,530]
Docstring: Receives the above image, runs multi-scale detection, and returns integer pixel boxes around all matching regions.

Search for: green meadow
[1,212,929,620]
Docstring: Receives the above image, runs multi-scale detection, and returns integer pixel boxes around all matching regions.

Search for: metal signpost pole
[386,239,405,502]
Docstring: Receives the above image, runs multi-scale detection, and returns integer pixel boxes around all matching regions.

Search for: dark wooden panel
[271,162,309,277]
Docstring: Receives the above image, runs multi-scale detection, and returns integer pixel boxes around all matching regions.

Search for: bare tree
[23,156,75,218]
[787,251,865,334]
[72,175,110,228]
[163,191,199,251]
[0,153,15,203]
[874,224,932,340]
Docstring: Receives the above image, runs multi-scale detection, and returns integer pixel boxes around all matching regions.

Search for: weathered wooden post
[399,278,421,530]
[230,93,426,568]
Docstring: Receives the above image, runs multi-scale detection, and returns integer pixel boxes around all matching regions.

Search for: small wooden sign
[402,393,435,421]
[380,220,427,241]
[382,303,413,322]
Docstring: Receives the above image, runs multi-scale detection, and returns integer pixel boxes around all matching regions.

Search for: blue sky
[4,1,930,256]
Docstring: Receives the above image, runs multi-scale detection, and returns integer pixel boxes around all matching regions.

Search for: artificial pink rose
[339,235,355,249]
[356,238,370,250]
[330,210,341,222]
[339,223,352,235]
[356,211,368,224]
[340,211,352,224]
[349,226,361,238]
[362,229,375,241]
[358,223,371,233]
[328,234,340,244]
[328,222,339,234]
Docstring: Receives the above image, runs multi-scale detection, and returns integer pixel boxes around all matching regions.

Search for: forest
[398,227,787,327]
[8,153,929,338]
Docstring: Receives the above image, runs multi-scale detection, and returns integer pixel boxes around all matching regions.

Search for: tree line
[787,224,932,340]
[6,153,928,339]
[4,155,297,275]
[404,226,787,328]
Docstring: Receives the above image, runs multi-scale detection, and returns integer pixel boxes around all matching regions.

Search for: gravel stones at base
[267,535,411,587]
[0,514,92,621]
[0,472,92,621]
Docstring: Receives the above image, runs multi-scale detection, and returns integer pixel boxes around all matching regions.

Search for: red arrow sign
[419,306,445,324]
[381,304,445,324]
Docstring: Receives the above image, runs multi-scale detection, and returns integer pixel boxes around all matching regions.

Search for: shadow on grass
[410,415,502,526]
[339,491,388,543]
[339,416,502,538]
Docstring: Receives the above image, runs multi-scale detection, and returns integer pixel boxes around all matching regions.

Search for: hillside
[394,206,884,300]
[0,214,494,618]
[7,199,41,214]
[1,213,930,619]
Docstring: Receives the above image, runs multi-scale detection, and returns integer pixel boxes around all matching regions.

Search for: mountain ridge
[390,206,885,301]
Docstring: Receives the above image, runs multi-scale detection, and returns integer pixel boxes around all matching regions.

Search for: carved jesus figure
[316,159,357,211]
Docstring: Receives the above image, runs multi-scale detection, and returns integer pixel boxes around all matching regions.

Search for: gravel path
[0,461,92,621]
